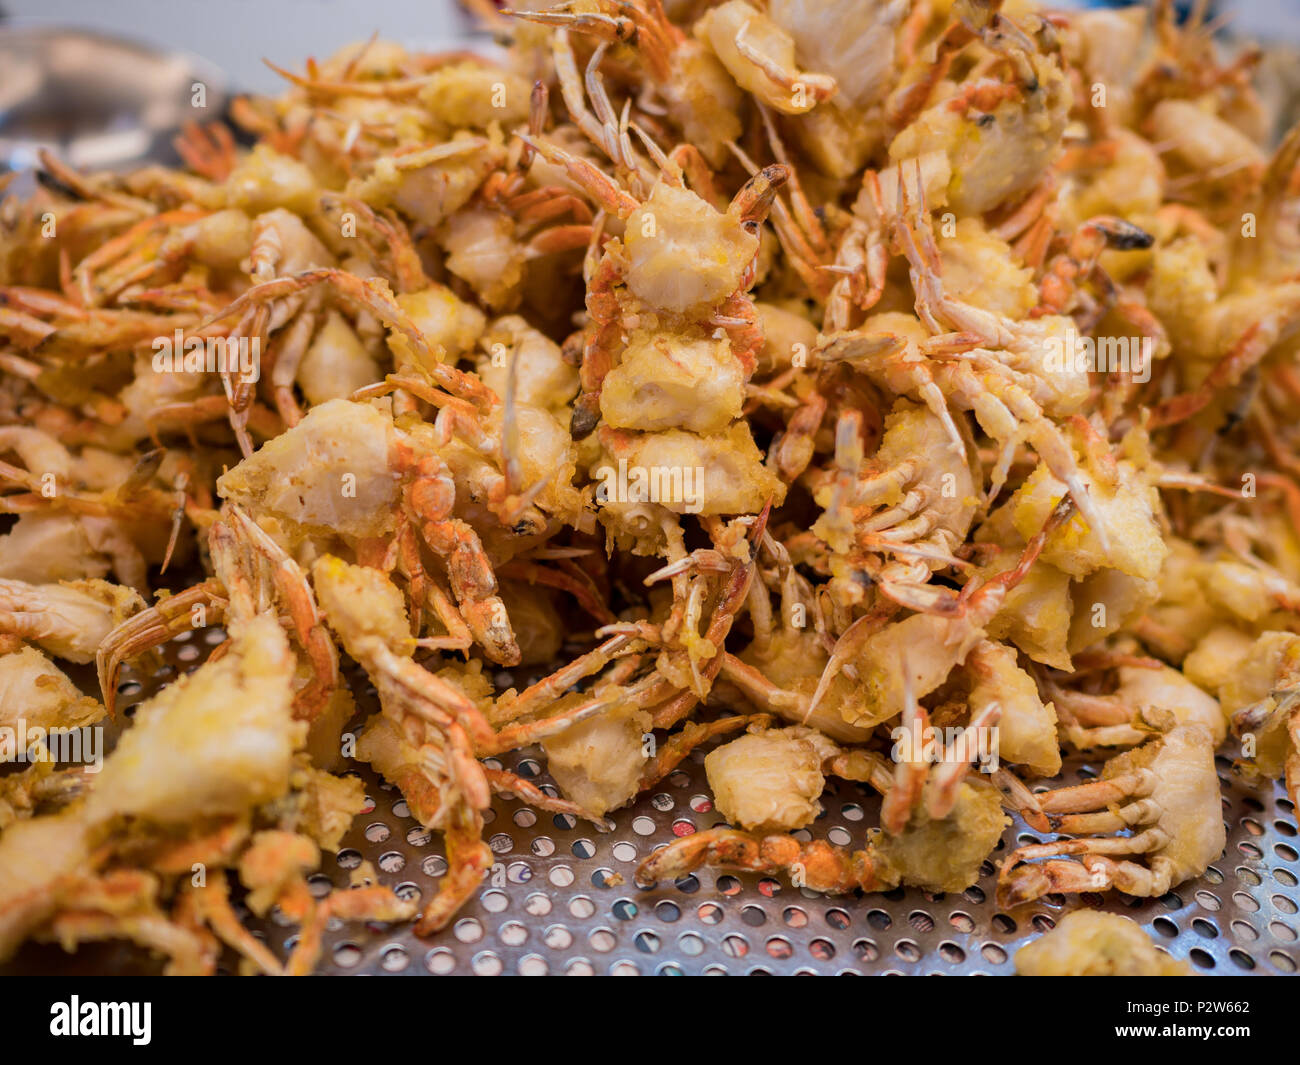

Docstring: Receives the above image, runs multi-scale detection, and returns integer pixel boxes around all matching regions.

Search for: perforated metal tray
[14,626,1300,976]
[311,737,1300,976]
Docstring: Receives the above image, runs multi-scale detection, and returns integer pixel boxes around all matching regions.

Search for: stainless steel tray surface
[52,627,1300,975]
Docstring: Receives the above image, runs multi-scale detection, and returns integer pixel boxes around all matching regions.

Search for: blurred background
[2,0,1299,173]
[1,0,479,94]
[4,0,1300,95]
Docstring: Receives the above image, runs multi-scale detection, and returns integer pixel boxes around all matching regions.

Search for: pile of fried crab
[2,0,1299,976]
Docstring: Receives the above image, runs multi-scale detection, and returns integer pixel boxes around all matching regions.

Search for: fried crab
[0,0,1295,974]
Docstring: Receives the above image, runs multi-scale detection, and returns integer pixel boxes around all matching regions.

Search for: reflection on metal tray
[8,628,1297,976]
[0,24,227,173]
